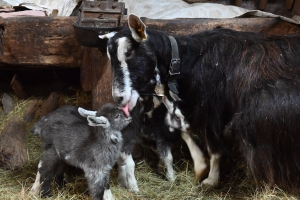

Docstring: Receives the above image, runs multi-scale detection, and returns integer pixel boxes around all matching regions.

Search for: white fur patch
[98,31,117,39]
[103,189,114,200]
[30,160,43,194]
[175,108,190,132]
[181,132,207,180]
[117,152,139,192]
[107,46,111,60]
[158,147,175,181]
[202,148,220,188]
[128,90,139,111]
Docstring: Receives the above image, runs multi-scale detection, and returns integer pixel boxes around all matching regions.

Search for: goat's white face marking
[110,37,139,110]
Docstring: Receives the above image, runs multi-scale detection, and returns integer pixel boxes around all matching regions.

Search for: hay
[0,91,299,200]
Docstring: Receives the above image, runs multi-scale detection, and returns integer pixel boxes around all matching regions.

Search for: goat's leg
[181,131,208,181]
[38,148,59,197]
[54,161,65,188]
[30,160,43,194]
[201,146,220,188]
[117,152,139,193]
[156,141,175,181]
[85,169,113,200]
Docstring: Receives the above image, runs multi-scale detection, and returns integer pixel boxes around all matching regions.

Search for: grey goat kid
[79,100,144,193]
[30,104,131,200]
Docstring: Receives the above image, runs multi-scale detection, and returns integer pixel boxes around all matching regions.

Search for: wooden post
[293,0,300,17]
[81,47,113,110]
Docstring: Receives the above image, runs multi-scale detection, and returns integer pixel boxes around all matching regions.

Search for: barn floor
[0,68,298,200]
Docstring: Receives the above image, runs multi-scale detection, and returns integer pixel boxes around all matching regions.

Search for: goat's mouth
[118,90,139,117]
[120,104,130,117]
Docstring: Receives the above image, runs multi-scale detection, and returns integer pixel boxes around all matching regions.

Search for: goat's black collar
[167,36,180,95]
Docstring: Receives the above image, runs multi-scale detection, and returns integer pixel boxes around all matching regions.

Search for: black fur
[141,96,182,180]
[108,26,300,193]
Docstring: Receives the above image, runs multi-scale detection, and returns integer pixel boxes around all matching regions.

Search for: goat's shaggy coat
[105,14,300,193]
[31,104,131,200]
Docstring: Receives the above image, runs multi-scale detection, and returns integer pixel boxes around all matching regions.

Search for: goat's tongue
[121,104,130,117]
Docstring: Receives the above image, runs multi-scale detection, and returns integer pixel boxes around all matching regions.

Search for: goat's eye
[174,116,180,121]
[115,114,121,119]
[125,50,133,58]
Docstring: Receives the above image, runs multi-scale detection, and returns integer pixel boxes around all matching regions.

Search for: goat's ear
[98,31,117,39]
[128,13,147,42]
[162,96,174,112]
[110,134,120,144]
[78,107,97,118]
[87,116,110,128]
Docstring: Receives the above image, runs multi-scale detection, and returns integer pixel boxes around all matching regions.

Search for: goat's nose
[114,96,123,105]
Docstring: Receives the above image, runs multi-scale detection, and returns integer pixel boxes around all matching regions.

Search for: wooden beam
[0,16,299,70]
[140,18,300,36]
[0,16,82,68]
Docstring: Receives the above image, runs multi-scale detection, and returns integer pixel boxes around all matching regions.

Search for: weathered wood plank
[0,16,82,68]
[0,16,299,70]
[80,47,113,108]
[141,18,300,36]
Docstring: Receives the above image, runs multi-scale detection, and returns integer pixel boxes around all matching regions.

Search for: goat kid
[79,99,143,193]
[162,95,218,186]
[30,104,131,200]
[140,95,181,181]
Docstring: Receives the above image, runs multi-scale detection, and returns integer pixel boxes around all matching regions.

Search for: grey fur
[31,104,131,200]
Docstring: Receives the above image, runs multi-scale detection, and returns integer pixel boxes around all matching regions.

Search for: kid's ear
[128,13,147,42]
[78,107,97,118]
[87,116,110,128]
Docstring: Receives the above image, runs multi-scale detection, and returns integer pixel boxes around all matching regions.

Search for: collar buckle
[169,58,181,76]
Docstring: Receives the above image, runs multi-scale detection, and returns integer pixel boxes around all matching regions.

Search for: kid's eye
[115,114,121,118]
